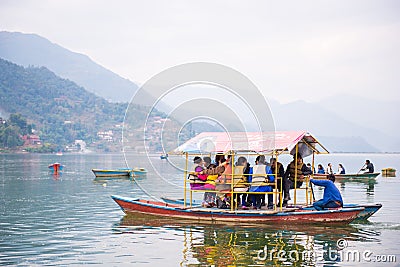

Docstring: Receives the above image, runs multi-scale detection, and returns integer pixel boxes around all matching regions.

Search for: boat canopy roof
[172,131,329,158]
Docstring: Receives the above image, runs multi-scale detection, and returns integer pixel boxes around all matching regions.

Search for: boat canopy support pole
[230,151,235,211]
[184,152,188,208]
[309,151,316,205]
[294,144,298,205]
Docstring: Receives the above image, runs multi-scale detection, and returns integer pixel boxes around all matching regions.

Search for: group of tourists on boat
[189,154,275,210]
[314,159,374,175]
[188,152,345,210]
[315,163,346,175]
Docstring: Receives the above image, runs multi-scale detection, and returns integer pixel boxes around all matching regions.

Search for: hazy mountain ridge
[1,31,397,152]
[315,94,399,139]
[269,99,398,152]
[0,31,138,102]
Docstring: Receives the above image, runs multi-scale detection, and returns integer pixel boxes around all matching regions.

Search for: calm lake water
[0,152,399,266]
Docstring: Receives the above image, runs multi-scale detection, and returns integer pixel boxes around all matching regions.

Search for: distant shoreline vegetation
[0,58,171,153]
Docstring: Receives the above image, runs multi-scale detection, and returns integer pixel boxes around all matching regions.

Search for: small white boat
[92,168,133,178]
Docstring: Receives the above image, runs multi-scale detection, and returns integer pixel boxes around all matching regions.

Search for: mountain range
[0,31,138,102]
[0,31,398,152]
[0,57,128,148]
[268,99,397,152]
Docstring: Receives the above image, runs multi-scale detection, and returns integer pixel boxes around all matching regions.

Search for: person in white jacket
[326,163,334,175]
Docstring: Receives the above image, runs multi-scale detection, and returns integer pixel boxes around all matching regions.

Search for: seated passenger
[233,156,250,209]
[200,160,225,208]
[214,153,226,166]
[215,155,233,192]
[307,163,315,174]
[326,163,334,175]
[270,157,285,196]
[337,164,345,174]
[203,156,212,168]
[310,174,343,210]
[249,155,274,209]
[188,156,208,190]
[282,153,312,206]
[317,164,325,174]
[195,158,226,207]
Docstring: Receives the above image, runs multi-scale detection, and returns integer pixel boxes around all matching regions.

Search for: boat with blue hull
[48,162,64,172]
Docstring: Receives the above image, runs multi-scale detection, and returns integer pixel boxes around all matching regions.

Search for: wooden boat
[112,195,363,224]
[92,168,132,178]
[112,131,378,225]
[382,168,396,177]
[48,162,64,172]
[132,168,147,176]
[161,197,382,221]
[313,172,380,180]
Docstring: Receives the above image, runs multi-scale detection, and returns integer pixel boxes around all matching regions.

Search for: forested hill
[0,31,138,102]
[0,58,129,148]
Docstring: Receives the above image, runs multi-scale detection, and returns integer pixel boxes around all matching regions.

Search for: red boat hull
[112,195,362,224]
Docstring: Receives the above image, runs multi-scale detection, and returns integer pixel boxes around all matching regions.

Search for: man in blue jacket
[310,174,343,210]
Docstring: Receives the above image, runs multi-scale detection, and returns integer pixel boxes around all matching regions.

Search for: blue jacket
[310,179,343,205]
[249,165,274,192]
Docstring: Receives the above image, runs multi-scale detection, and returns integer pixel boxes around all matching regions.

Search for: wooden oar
[357,164,366,174]
[309,180,315,202]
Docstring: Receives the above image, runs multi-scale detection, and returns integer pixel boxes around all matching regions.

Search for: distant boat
[132,167,147,176]
[56,151,63,156]
[382,168,396,177]
[313,172,380,180]
[160,154,168,160]
[92,168,133,178]
[48,162,64,172]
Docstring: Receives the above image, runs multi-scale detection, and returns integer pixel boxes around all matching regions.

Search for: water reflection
[51,172,62,180]
[338,178,377,194]
[115,214,380,266]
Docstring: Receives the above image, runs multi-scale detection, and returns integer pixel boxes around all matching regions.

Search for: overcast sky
[1,0,399,103]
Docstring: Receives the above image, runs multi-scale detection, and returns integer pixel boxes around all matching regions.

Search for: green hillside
[0,58,135,151]
[0,31,138,102]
